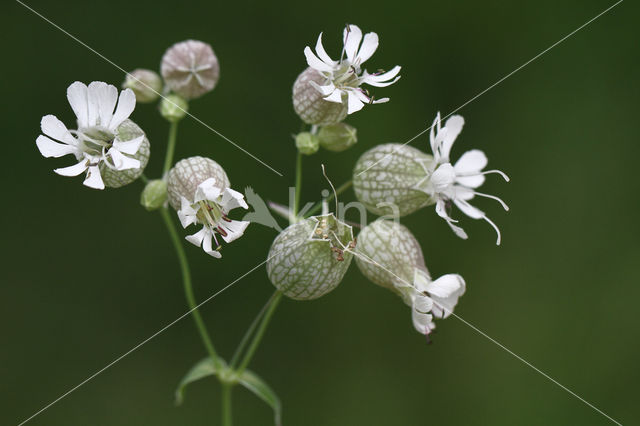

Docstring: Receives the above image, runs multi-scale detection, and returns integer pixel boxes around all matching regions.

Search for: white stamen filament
[472,191,510,211]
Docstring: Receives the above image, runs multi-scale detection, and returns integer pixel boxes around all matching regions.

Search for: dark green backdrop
[2,0,638,424]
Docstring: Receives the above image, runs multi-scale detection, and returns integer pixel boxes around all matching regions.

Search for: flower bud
[123,69,162,103]
[140,179,168,211]
[267,214,355,300]
[99,120,150,188]
[355,219,426,296]
[161,40,220,100]
[295,132,319,155]
[160,94,188,122]
[293,67,347,125]
[353,143,433,217]
[167,156,230,210]
[318,123,357,152]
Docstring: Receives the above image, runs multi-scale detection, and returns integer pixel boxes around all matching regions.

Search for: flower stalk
[160,207,220,366]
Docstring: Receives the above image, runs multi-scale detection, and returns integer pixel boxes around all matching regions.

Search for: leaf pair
[175,357,282,426]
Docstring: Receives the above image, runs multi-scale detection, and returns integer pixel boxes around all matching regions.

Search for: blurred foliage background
[1,0,639,424]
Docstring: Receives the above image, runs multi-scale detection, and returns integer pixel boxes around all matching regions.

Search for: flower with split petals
[178,180,249,258]
[414,113,510,244]
[36,81,148,189]
[299,24,401,117]
[355,219,465,338]
[168,157,249,258]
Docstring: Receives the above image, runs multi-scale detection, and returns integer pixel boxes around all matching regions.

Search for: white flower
[177,178,250,258]
[303,24,401,114]
[395,269,466,336]
[36,81,144,190]
[415,112,510,244]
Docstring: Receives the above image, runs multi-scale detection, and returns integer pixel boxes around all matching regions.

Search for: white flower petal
[185,227,207,247]
[431,163,456,193]
[220,188,248,211]
[372,97,390,104]
[412,310,434,335]
[447,220,469,240]
[83,165,105,189]
[109,149,141,170]
[440,115,464,160]
[67,82,89,128]
[36,135,77,158]
[40,115,76,145]
[425,274,465,299]
[195,178,223,202]
[314,32,335,65]
[454,199,485,219]
[112,135,144,155]
[323,89,343,103]
[309,80,336,96]
[364,65,401,82]
[413,294,433,314]
[343,24,363,63]
[455,174,486,189]
[355,32,378,64]
[88,81,118,128]
[304,46,334,73]
[429,113,441,159]
[54,159,88,176]
[109,88,136,130]
[454,149,487,175]
[346,90,365,114]
[219,219,249,243]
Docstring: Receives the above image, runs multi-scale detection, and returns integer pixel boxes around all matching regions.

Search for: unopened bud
[161,40,220,100]
[123,69,162,103]
[140,179,168,211]
[318,123,357,152]
[295,132,319,155]
[160,94,188,123]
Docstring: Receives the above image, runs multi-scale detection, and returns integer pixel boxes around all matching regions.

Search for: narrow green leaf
[238,369,282,426]
[175,357,225,405]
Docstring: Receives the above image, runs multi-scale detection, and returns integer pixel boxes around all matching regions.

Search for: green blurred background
[2,0,639,424]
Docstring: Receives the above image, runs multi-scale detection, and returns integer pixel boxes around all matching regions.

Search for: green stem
[221,384,232,426]
[163,121,179,175]
[160,207,220,365]
[236,292,283,375]
[229,291,279,369]
[293,152,302,220]
[305,180,353,217]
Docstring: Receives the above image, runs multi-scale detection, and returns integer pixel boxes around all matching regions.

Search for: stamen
[321,164,339,214]
[472,191,510,211]
[217,226,228,237]
[481,215,502,245]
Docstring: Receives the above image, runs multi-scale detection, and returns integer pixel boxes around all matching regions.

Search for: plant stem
[236,292,283,375]
[163,121,179,176]
[221,384,232,426]
[229,291,279,369]
[160,207,220,365]
[293,152,302,221]
[305,180,353,217]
